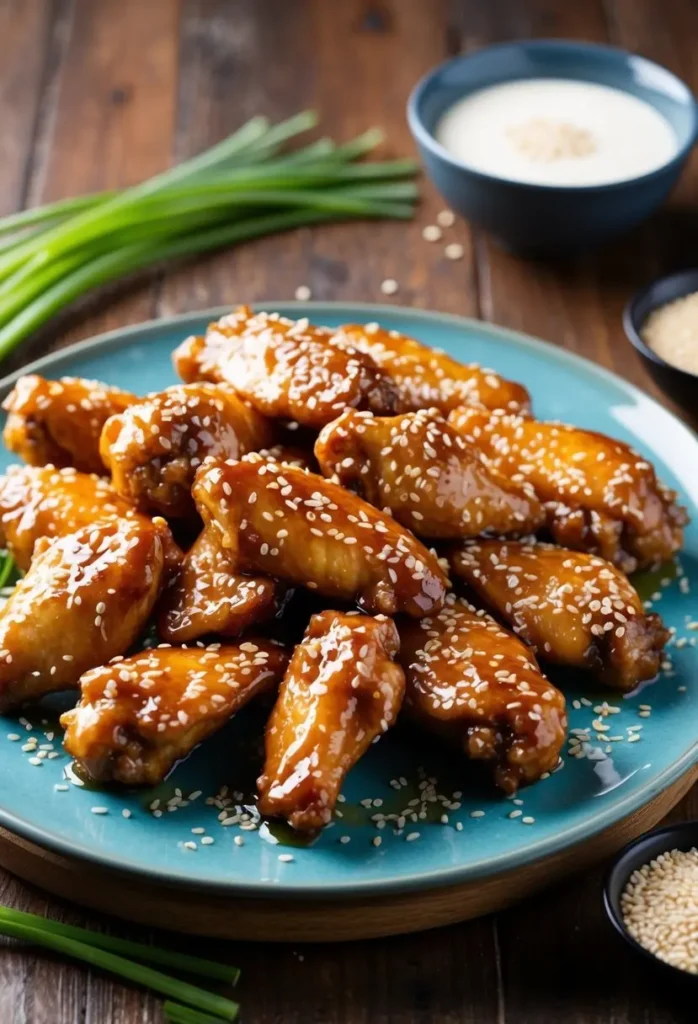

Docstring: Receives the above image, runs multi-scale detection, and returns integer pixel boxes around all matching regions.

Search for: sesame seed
[406,832,420,842]
[372,836,382,848]
[278,853,295,862]
[508,810,523,819]
[380,278,399,296]
[422,224,442,242]
[437,209,455,227]
[54,784,69,792]
[122,809,132,819]
[339,835,351,844]
[522,816,536,825]
[470,810,485,818]
[234,836,244,847]
[7,734,20,741]
[183,841,197,851]
[201,837,214,846]
[294,285,312,301]
[444,242,464,260]
[28,757,42,766]
[91,807,108,815]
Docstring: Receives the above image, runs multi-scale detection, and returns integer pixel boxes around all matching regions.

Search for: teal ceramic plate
[0,303,697,898]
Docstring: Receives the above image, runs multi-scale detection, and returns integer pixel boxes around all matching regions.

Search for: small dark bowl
[604,822,698,983]
[624,268,698,416]
[407,40,698,255]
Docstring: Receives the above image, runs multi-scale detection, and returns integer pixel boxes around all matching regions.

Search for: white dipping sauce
[435,78,678,186]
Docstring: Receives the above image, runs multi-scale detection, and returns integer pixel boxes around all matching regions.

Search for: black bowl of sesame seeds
[604,821,698,981]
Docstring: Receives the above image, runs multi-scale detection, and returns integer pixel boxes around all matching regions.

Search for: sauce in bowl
[435,78,678,187]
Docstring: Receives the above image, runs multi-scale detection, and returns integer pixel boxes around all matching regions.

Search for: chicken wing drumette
[450,407,687,573]
[0,517,171,710]
[61,640,288,785]
[398,595,566,793]
[157,525,278,643]
[174,306,398,428]
[100,383,275,519]
[193,456,448,617]
[315,408,544,539]
[335,321,531,414]
[449,539,668,691]
[0,464,158,570]
[257,611,405,830]
[3,375,136,474]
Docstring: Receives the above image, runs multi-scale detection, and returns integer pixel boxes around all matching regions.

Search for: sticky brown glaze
[2,375,136,475]
[100,383,275,519]
[174,306,398,428]
[315,408,544,539]
[157,525,278,643]
[0,464,162,571]
[194,455,448,618]
[257,611,405,830]
[0,517,171,710]
[336,321,531,414]
[61,640,288,785]
[398,595,566,794]
[449,407,687,573]
[449,539,668,691]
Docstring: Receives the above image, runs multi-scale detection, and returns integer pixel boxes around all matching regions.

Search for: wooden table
[1,0,697,1020]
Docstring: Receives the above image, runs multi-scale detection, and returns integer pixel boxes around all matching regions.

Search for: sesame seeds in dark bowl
[604,822,698,983]
[623,268,698,419]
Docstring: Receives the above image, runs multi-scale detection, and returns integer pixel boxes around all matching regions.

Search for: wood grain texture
[0,0,697,1022]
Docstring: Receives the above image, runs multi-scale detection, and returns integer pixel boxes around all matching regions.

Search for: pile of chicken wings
[0,306,686,832]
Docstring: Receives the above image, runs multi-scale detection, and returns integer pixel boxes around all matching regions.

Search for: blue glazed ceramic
[0,302,697,898]
[407,40,698,254]
[624,267,698,417]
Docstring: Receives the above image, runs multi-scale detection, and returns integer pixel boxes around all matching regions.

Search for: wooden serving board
[0,767,695,943]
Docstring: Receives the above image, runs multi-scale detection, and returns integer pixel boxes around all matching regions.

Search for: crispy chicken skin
[398,595,566,793]
[315,408,544,539]
[450,407,687,573]
[173,306,398,428]
[61,640,288,786]
[0,517,170,710]
[193,456,448,618]
[100,383,275,519]
[157,525,278,643]
[257,611,405,830]
[336,322,531,414]
[0,464,157,571]
[449,539,668,691]
[2,375,136,475]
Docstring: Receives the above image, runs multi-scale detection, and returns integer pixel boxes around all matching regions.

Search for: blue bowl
[407,40,698,255]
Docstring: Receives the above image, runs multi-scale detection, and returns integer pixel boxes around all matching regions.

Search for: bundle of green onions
[0,905,240,1022]
[0,111,419,361]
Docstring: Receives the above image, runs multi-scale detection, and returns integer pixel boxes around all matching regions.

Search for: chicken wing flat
[450,539,668,691]
[157,525,278,643]
[3,375,136,474]
[257,611,405,830]
[193,456,448,617]
[398,595,566,793]
[174,306,398,428]
[0,464,151,570]
[315,408,544,539]
[335,321,531,414]
[450,407,687,573]
[61,639,288,785]
[100,383,275,519]
[0,517,171,710]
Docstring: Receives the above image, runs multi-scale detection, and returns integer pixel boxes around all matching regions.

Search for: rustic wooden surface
[0,0,697,1020]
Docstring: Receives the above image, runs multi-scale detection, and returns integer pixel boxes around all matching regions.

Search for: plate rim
[1,300,697,900]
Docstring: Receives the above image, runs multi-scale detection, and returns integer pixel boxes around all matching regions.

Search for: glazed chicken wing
[2,375,136,475]
[157,525,278,643]
[100,383,275,519]
[399,595,566,793]
[336,322,531,414]
[193,456,448,617]
[0,464,152,570]
[61,639,288,785]
[257,611,405,830]
[174,306,398,428]
[450,407,687,573]
[450,539,668,691]
[315,408,544,539]
[0,517,171,710]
